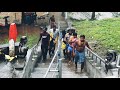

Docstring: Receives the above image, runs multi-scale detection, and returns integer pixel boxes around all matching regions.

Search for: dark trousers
[41,45,48,63]
[49,43,55,57]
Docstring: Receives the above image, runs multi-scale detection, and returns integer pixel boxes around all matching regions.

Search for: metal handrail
[44,22,61,78]
[85,46,108,77]
[85,46,105,63]
[116,55,120,68]
[43,49,59,78]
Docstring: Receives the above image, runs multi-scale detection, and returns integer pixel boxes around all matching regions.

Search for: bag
[61,41,66,50]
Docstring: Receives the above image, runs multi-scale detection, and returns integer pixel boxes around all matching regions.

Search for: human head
[52,15,54,17]
[68,29,72,35]
[80,35,85,42]
[43,27,47,32]
[73,33,77,38]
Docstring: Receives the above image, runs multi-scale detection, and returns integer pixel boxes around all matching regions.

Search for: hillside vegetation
[72,18,120,53]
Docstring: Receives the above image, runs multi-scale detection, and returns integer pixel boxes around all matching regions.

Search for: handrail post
[58,58,62,78]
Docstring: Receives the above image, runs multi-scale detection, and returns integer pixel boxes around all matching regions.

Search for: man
[74,35,92,73]
[67,33,78,65]
[49,15,55,29]
[49,25,59,57]
[63,29,73,59]
[38,27,50,63]
[33,13,37,24]
[62,30,66,39]
[52,25,59,53]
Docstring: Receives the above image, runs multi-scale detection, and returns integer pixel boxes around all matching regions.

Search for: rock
[68,12,120,20]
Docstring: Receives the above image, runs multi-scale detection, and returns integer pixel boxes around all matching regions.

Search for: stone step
[32,55,38,58]
[89,60,95,64]
[31,62,88,78]
[96,66,102,70]
[62,74,88,78]
[86,56,92,60]
[31,73,58,78]
[37,63,57,68]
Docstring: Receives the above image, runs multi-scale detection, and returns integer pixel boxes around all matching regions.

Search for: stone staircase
[85,53,118,78]
[30,12,88,78]
[62,62,88,78]
[31,57,88,78]
[31,62,57,78]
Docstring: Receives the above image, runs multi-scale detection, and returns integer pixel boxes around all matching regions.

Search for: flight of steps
[31,49,88,78]
[59,21,68,31]
[31,62,58,78]
[31,61,88,78]
[85,54,118,78]
[62,62,88,78]
[31,12,88,78]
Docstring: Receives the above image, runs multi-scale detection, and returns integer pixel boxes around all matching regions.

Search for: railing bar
[92,54,93,60]
[85,47,105,63]
[96,56,97,63]
[44,28,61,78]
[44,49,59,78]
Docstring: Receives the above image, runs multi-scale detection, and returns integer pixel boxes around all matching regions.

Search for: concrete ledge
[21,44,42,78]
[85,58,119,78]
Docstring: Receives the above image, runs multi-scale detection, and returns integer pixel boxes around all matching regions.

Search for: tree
[91,12,95,20]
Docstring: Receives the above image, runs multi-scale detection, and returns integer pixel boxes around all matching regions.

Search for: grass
[71,18,120,53]
[0,34,39,48]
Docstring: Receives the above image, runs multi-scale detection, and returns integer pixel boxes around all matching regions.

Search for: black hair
[80,35,85,38]
[73,32,77,36]
[43,27,47,31]
[45,27,47,30]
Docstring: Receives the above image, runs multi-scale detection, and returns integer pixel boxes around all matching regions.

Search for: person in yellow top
[63,29,72,59]
[49,25,59,58]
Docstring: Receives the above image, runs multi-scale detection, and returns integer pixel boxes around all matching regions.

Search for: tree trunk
[91,12,95,20]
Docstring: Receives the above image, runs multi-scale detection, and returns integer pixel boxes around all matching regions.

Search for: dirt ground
[88,40,108,59]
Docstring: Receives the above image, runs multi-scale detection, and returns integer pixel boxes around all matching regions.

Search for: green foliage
[72,18,120,53]
[0,34,39,48]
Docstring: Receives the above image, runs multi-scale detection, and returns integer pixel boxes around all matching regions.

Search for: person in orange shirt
[67,33,78,65]
[63,30,72,59]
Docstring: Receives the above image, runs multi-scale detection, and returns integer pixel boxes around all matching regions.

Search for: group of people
[38,14,92,73]
[24,13,37,25]
[37,15,58,64]
[62,29,92,73]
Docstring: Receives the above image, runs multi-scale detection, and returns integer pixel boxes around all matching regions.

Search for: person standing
[74,35,92,73]
[67,32,78,65]
[49,25,59,57]
[49,15,55,29]
[63,29,72,59]
[38,27,50,63]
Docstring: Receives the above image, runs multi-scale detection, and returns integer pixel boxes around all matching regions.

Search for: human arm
[86,41,92,51]
[37,33,42,45]
[68,36,73,43]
